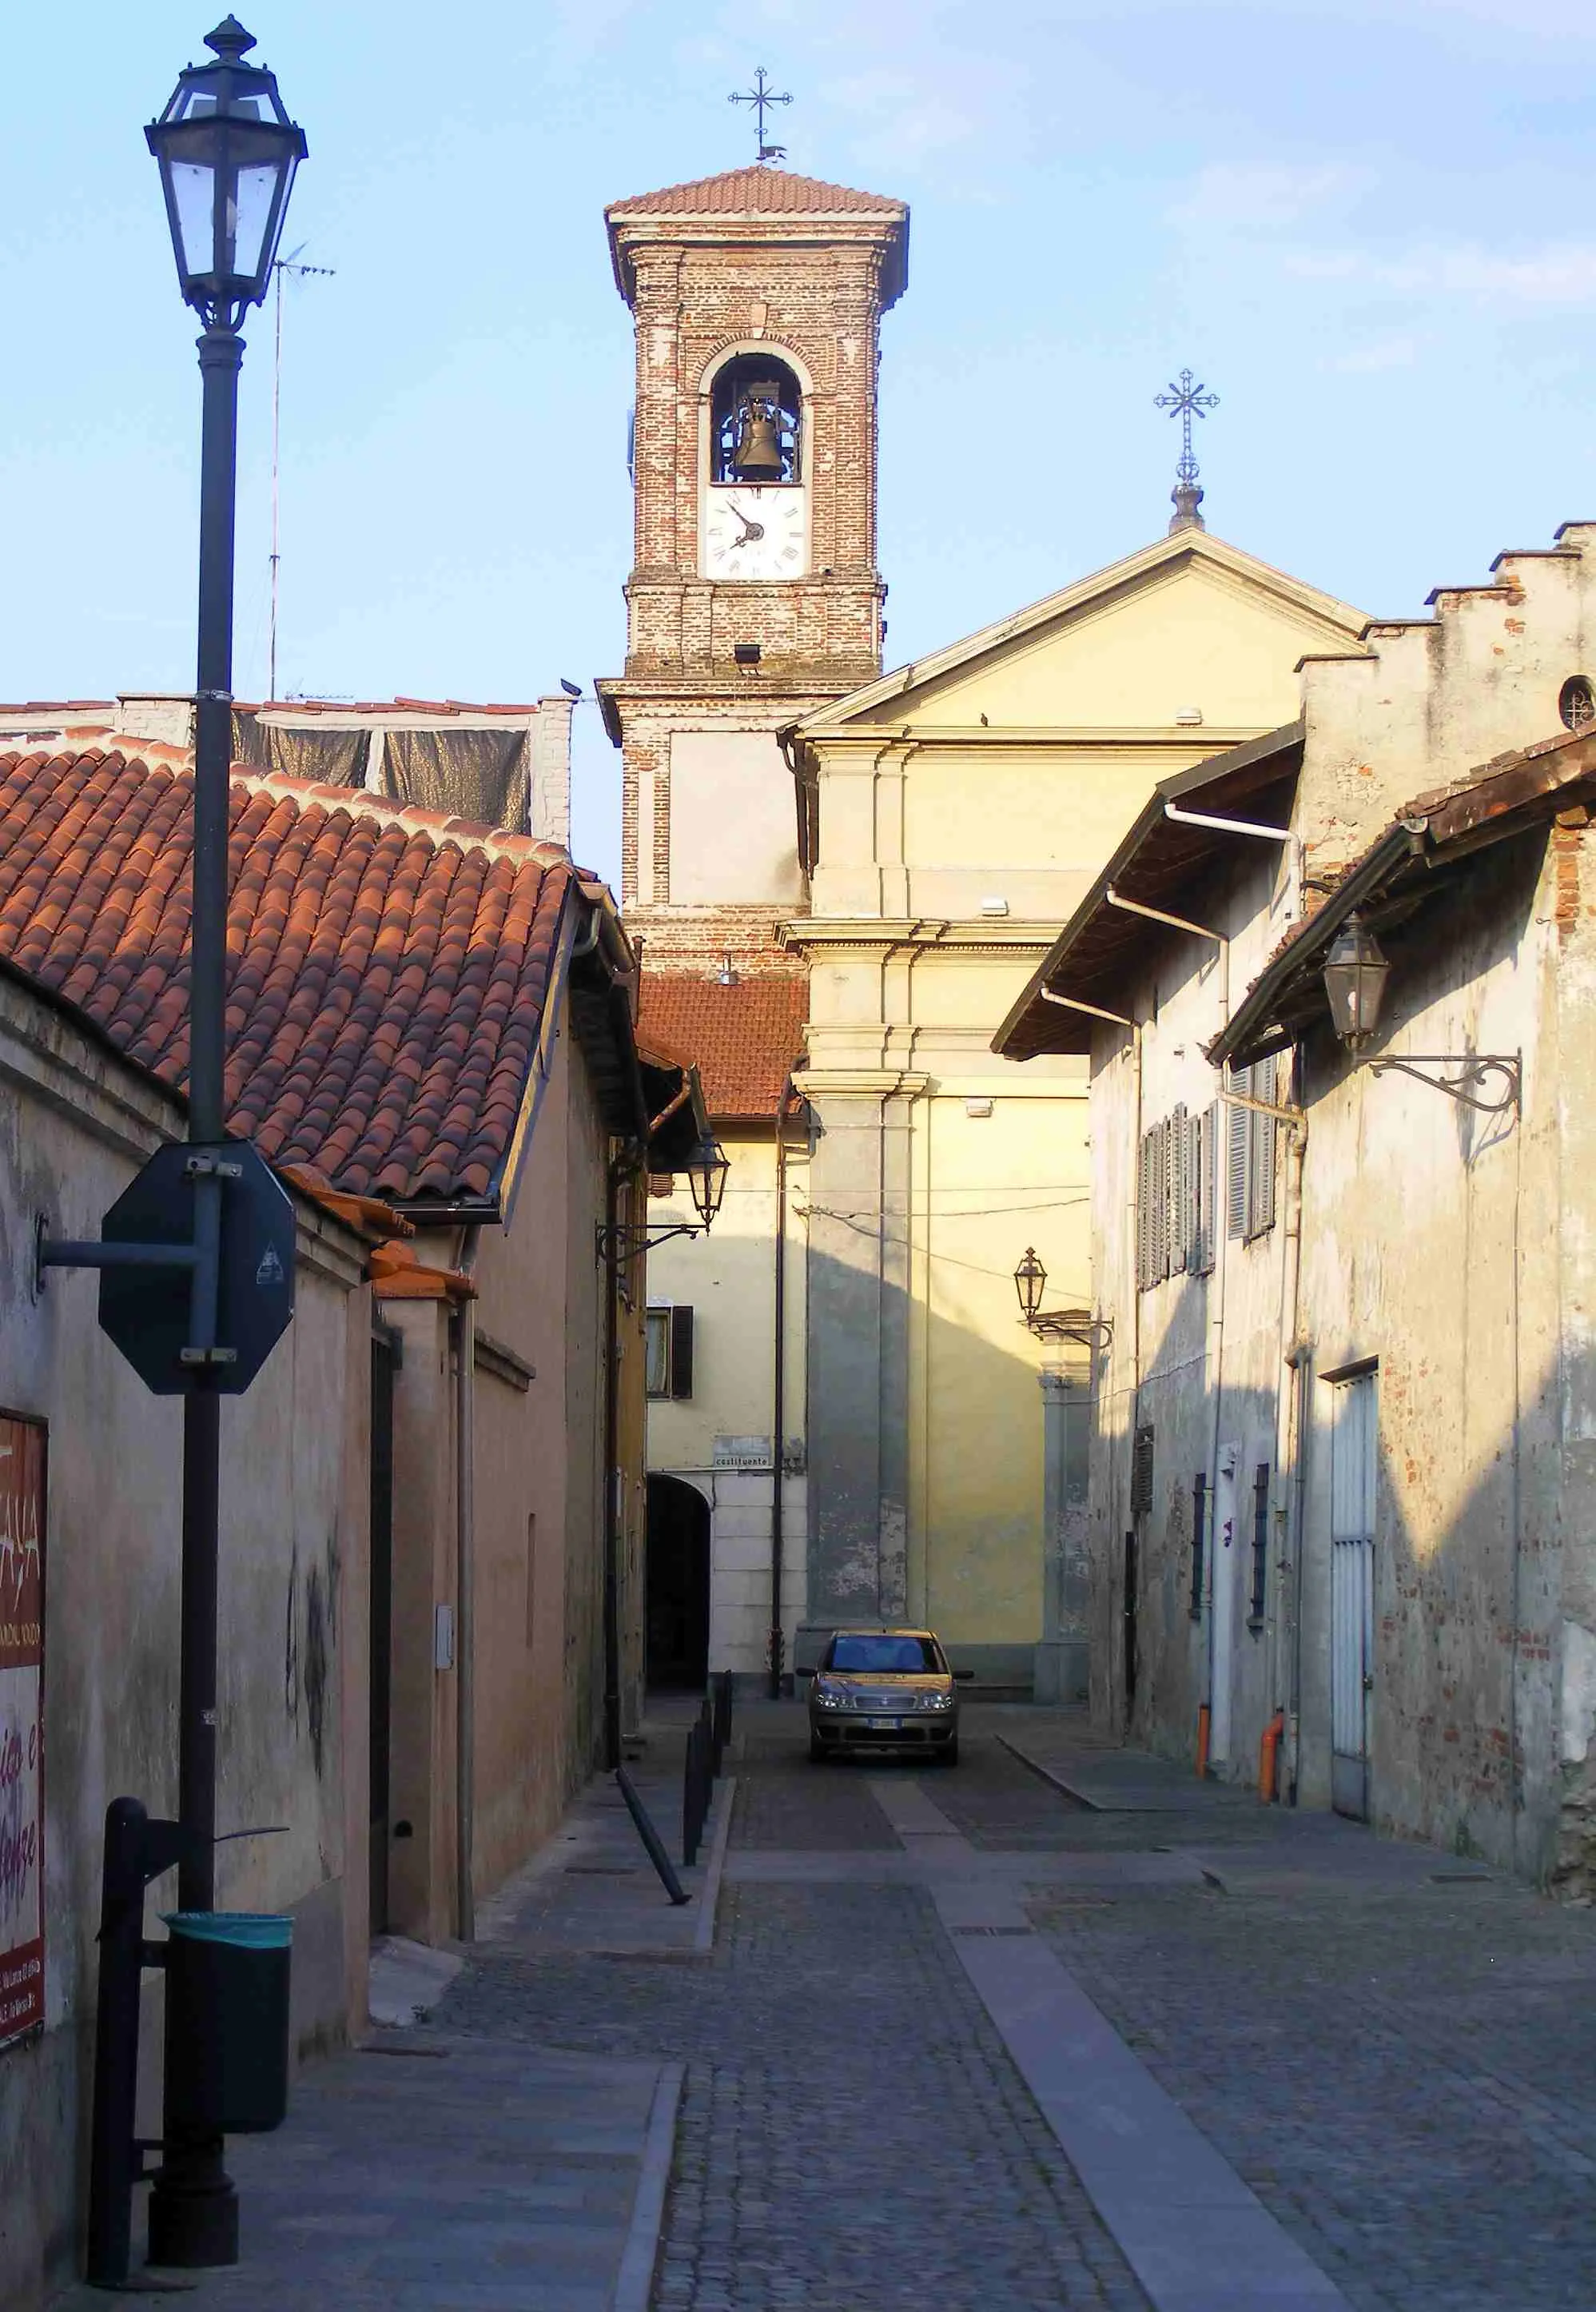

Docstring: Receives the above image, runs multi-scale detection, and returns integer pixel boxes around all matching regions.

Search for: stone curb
[612,2059,686,2312]
[693,1773,737,1955]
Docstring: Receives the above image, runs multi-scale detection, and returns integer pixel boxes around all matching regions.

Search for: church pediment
[799,531,1368,739]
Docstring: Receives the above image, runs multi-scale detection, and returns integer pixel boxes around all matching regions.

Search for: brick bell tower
[597,165,908,974]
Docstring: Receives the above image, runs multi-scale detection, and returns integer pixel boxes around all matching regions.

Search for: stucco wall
[647,1130,810,1677]
[380,1003,627,1941]
[1293,827,1590,1878]
[0,974,369,2312]
[1078,518,1596,1882]
[1085,848,1294,1769]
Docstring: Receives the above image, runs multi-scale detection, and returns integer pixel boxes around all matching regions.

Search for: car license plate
[867,1716,901,1731]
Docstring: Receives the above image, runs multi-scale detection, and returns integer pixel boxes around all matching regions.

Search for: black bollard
[86,1799,189,2290]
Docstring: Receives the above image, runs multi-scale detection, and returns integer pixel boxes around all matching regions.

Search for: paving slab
[57,2036,668,2312]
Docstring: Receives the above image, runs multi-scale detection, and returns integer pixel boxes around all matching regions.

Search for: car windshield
[827,1634,941,1673]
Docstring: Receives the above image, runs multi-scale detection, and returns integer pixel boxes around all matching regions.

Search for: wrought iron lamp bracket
[594,1219,705,1265]
[1367,1052,1521,1116]
[1025,1309,1114,1350]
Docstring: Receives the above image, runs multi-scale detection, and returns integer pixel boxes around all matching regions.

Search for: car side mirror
[953,1668,975,1682]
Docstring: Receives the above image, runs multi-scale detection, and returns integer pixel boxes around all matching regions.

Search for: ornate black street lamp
[1319,913,1391,1050]
[1014,1246,1047,1325]
[144,20,304,2271]
[687,1134,731,1230]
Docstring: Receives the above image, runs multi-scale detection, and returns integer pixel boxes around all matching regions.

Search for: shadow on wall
[801,1235,1077,1652]
[1095,1289,1594,1888]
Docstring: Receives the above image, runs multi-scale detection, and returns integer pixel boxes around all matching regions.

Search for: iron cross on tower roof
[1155,369,1219,532]
[730,68,791,162]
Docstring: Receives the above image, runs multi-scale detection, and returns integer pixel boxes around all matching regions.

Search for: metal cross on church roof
[1156,369,1219,531]
[730,68,791,162]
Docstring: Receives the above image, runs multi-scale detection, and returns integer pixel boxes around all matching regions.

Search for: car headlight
[814,1681,849,1710]
[924,1690,956,1710]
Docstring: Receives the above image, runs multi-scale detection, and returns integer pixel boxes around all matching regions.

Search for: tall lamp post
[144,19,304,2268]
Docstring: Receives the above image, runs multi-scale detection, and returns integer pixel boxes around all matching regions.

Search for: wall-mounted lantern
[1320,914,1391,1048]
[1321,913,1520,1115]
[687,1134,730,1231]
[1013,1247,1112,1350]
[597,1134,730,1262]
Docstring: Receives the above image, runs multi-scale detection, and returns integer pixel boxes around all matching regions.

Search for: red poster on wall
[0,1413,45,2047]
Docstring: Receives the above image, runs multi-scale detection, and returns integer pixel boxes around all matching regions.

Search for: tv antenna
[269,245,336,700]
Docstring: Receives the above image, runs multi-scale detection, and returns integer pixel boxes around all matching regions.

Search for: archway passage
[647,1473,711,1689]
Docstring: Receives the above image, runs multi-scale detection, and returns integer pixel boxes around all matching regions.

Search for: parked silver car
[807,1628,970,1764]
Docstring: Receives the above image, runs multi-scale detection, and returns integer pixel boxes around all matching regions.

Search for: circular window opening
[1559,675,1596,733]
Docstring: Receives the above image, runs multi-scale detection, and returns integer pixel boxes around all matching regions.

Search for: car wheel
[938,1738,960,1768]
[809,1729,826,1763]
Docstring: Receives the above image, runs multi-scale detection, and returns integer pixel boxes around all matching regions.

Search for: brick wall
[602,193,904,967]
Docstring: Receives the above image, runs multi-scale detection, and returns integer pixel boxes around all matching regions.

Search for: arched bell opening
[710,354,802,485]
[645,1473,712,1691]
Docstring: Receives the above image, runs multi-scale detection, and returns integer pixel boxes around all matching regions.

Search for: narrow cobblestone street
[66,1702,1596,2312]
[429,1701,1596,2310]
[440,1719,1150,2312]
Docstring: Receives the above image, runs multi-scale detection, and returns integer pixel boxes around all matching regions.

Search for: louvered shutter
[1169,1103,1189,1273]
[1136,1132,1150,1290]
[1196,1102,1218,1275]
[669,1305,695,1400]
[1156,1118,1170,1282]
[1226,1087,1249,1241]
[1250,1059,1278,1237]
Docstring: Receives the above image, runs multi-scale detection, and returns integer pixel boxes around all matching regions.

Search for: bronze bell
[732,389,784,480]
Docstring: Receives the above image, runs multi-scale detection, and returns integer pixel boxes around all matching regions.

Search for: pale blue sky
[3,0,1594,883]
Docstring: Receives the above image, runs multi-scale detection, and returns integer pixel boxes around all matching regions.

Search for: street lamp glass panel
[1321,915,1391,1046]
[687,1138,730,1229]
[147,25,305,317]
[1014,1246,1046,1323]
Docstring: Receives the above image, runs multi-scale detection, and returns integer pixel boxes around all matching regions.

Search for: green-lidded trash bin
[161,1912,293,2134]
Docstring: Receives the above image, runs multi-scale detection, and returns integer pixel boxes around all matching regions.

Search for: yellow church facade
[784,527,1369,1691]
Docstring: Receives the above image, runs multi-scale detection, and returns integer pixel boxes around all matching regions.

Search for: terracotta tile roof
[0,744,578,1205]
[607,166,904,218]
[635,974,808,1122]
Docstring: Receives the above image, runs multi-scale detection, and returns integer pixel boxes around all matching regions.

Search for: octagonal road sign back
[98,1140,296,1395]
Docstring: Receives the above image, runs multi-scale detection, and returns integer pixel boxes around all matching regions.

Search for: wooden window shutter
[669,1305,695,1400]
[1226,1090,1249,1241]
[1196,1103,1218,1275]
[1136,1130,1152,1292]
[1249,1059,1278,1237]
[1170,1103,1189,1274]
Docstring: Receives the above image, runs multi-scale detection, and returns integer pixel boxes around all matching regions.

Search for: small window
[1248,1463,1271,1628]
[646,1305,695,1401]
[1559,676,1596,733]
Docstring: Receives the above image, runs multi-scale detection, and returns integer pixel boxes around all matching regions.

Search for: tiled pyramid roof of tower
[635,974,808,1123]
[607,166,904,218]
[0,741,582,1204]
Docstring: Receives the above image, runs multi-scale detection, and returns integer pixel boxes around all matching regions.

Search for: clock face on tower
[702,486,806,581]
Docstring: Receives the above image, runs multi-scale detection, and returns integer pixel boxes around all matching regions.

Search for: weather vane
[730,68,791,162]
[1155,369,1219,532]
